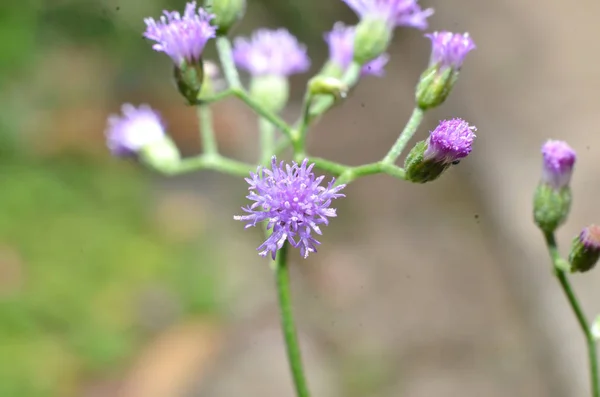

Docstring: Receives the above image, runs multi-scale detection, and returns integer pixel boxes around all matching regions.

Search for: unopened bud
[308,76,348,100]
[568,225,600,273]
[533,140,576,234]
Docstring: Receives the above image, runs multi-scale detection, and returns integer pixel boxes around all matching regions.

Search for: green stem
[197,105,218,155]
[232,88,293,140]
[275,243,311,397]
[216,36,242,89]
[260,118,276,165]
[197,88,233,105]
[544,232,600,397]
[382,107,425,164]
[159,154,253,177]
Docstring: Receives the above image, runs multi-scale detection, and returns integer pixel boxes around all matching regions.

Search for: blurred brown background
[1,0,599,396]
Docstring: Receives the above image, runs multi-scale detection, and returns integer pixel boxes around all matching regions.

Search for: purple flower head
[232,29,311,76]
[105,104,166,157]
[342,0,434,29]
[426,31,476,71]
[143,1,216,66]
[579,225,600,251]
[324,23,389,76]
[541,140,576,189]
[234,157,346,259]
[424,118,477,164]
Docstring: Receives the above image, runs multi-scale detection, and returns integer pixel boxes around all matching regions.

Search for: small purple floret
[232,29,311,76]
[580,225,600,250]
[324,22,389,76]
[105,104,166,156]
[541,140,576,189]
[426,31,476,70]
[143,1,216,66]
[424,118,477,164]
[342,0,433,29]
[234,157,346,259]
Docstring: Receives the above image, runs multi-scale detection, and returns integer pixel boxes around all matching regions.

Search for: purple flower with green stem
[105,104,167,157]
[426,31,476,71]
[342,0,434,29]
[232,28,311,76]
[541,140,576,190]
[324,22,389,76]
[234,157,346,259]
[424,118,477,164]
[143,1,216,66]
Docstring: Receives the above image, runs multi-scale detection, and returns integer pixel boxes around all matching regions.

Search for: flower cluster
[105,104,166,157]
[540,140,576,190]
[424,118,477,164]
[234,157,346,259]
[343,0,434,29]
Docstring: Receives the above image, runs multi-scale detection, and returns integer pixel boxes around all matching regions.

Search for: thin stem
[197,105,218,155]
[159,154,253,177]
[544,232,600,397]
[232,88,294,140]
[275,243,311,397]
[382,107,425,164]
[309,157,350,176]
[259,118,276,165]
[196,88,233,105]
[216,36,242,89]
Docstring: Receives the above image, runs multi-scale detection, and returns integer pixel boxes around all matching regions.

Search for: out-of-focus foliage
[0,1,223,396]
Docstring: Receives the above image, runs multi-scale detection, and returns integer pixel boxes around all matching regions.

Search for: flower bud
[249,75,289,113]
[205,0,246,35]
[405,118,476,183]
[174,59,205,104]
[568,225,600,273]
[308,76,348,100]
[139,137,181,172]
[353,18,392,64]
[416,32,475,110]
[533,140,576,234]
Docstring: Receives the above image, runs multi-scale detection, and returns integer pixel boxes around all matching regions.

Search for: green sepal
[205,0,246,35]
[533,184,572,234]
[249,75,289,113]
[415,65,458,110]
[174,60,204,105]
[404,140,450,183]
[568,235,600,273]
[353,18,392,65]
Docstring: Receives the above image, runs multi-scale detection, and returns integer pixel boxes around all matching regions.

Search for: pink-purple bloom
[324,23,389,76]
[342,0,433,29]
[232,28,311,76]
[105,104,166,156]
[424,118,477,164]
[541,140,576,189]
[426,32,476,71]
[579,225,600,250]
[234,157,346,259]
[143,1,216,66]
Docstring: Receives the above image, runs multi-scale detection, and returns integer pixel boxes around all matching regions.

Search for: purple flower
[541,140,576,189]
[234,157,346,259]
[105,104,166,156]
[579,225,600,251]
[424,118,477,164]
[143,1,216,66]
[232,28,311,76]
[342,0,433,29]
[426,31,476,71]
[324,23,389,76]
